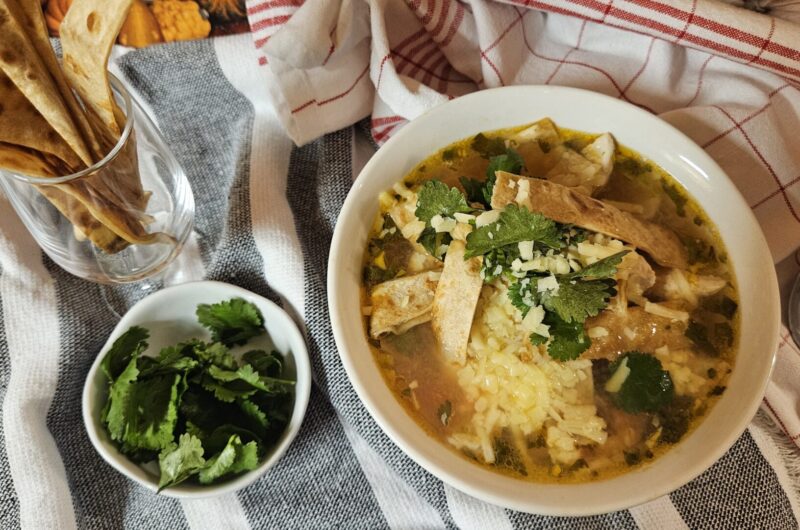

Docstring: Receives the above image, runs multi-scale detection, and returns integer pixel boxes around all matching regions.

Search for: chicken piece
[369,271,440,338]
[583,307,694,361]
[492,172,688,269]
[616,251,656,306]
[648,268,727,308]
[431,240,483,365]
[546,133,616,196]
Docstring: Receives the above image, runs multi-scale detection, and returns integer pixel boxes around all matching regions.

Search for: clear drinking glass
[0,76,194,284]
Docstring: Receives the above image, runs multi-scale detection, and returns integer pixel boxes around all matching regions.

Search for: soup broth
[361,119,737,482]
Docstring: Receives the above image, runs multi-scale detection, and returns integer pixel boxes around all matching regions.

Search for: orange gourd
[118,0,165,48]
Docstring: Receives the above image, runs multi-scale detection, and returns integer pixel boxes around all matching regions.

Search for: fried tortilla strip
[60,0,134,137]
[0,71,82,169]
[0,0,93,165]
[0,143,128,252]
[431,240,483,366]
[369,271,441,339]
[492,172,688,269]
[13,0,103,160]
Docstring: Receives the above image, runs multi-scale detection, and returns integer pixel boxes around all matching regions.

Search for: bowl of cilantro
[83,281,311,497]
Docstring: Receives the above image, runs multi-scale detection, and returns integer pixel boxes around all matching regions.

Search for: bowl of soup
[327,86,779,515]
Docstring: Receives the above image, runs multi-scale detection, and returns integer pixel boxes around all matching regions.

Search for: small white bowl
[328,85,780,515]
[83,280,311,498]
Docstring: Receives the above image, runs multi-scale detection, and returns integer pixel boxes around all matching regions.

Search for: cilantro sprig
[414,180,474,256]
[606,352,675,413]
[465,204,561,258]
[461,147,524,207]
[506,251,628,360]
[99,298,295,492]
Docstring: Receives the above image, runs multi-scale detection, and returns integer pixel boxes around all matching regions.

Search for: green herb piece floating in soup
[361,118,738,482]
[98,298,295,491]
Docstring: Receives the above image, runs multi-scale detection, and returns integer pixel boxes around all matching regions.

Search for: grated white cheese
[431,214,457,233]
[518,240,534,261]
[475,210,500,227]
[604,357,630,393]
[521,305,546,333]
[537,274,560,294]
[454,212,476,223]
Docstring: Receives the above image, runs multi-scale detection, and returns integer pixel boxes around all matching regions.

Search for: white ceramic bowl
[328,86,780,515]
[83,280,311,498]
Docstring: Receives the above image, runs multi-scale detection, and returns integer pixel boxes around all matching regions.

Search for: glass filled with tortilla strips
[362,118,737,483]
[0,0,193,283]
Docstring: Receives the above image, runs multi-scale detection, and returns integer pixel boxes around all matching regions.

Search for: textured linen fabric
[1,34,799,529]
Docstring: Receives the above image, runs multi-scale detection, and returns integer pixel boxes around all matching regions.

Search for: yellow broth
[361,122,737,483]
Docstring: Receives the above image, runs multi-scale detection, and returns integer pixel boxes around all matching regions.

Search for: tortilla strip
[431,240,483,366]
[60,0,134,137]
[0,0,93,165]
[0,71,82,169]
[12,0,103,160]
[491,172,688,269]
[369,271,441,339]
[0,143,127,252]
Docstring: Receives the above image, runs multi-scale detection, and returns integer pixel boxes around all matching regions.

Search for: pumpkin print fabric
[42,0,250,47]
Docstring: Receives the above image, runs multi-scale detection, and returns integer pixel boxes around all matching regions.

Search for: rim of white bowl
[82,280,312,498]
[328,85,780,516]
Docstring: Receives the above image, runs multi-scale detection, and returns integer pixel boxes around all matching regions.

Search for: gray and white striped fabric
[1,35,798,529]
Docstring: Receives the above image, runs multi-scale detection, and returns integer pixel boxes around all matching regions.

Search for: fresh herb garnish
[414,180,472,224]
[606,352,674,414]
[465,204,561,258]
[197,298,266,346]
[484,148,524,202]
[545,314,591,361]
[470,133,507,158]
[99,298,295,491]
[505,253,625,360]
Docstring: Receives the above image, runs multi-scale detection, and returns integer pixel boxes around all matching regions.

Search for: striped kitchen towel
[0,34,799,529]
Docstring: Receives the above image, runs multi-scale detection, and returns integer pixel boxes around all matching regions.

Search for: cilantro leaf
[242,350,283,378]
[121,373,184,452]
[158,434,206,491]
[196,299,265,346]
[608,352,674,413]
[101,326,149,381]
[416,226,452,258]
[104,356,140,440]
[202,364,293,402]
[539,278,616,323]
[198,435,259,484]
[545,314,590,361]
[480,245,520,282]
[414,180,472,224]
[459,176,490,208]
[484,149,524,202]
[465,205,561,258]
[508,278,539,317]
[238,399,270,438]
[470,133,507,158]
[568,251,629,279]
